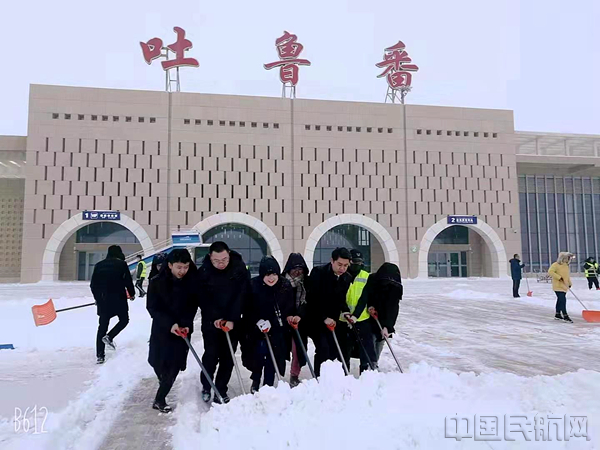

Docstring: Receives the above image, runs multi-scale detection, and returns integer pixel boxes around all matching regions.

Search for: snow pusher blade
[582,310,600,323]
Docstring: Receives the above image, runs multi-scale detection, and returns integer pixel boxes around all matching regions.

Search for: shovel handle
[55,302,96,313]
[569,289,589,310]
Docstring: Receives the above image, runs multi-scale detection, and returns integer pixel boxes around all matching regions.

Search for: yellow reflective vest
[584,262,598,278]
[340,269,370,323]
[137,260,147,278]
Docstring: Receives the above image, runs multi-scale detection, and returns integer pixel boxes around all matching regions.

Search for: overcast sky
[1,0,598,136]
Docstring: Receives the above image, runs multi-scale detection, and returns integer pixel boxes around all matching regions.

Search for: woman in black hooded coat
[281,253,310,386]
[146,249,199,412]
[241,256,295,392]
[366,262,403,361]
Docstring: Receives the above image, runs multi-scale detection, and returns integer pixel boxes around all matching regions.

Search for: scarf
[285,273,307,309]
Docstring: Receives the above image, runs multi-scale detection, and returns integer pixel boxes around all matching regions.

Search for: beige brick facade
[5,84,535,282]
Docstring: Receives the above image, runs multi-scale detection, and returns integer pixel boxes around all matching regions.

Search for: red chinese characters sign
[140,27,199,70]
[264,31,311,87]
[376,41,418,89]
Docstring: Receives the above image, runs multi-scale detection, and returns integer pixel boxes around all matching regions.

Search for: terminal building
[1,84,599,283]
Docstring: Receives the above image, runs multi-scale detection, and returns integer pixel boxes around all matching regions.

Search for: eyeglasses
[210,256,230,266]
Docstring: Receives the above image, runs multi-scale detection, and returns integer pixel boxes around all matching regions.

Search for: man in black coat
[366,263,403,361]
[242,256,295,393]
[90,245,135,364]
[146,249,199,413]
[306,247,352,377]
[196,241,250,404]
[509,254,526,298]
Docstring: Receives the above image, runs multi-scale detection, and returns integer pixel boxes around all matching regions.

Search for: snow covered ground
[1,277,599,449]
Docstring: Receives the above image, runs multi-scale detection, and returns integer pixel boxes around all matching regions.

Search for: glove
[256,319,271,333]
[343,313,358,324]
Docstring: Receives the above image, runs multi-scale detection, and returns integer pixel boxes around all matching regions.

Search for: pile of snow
[172,361,600,449]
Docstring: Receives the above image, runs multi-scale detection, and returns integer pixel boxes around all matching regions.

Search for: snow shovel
[262,331,282,385]
[31,299,95,327]
[525,275,533,297]
[372,313,404,373]
[569,289,600,323]
[290,321,318,381]
[220,322,246,395]
[178,330,224,403]
[326,322,350,376]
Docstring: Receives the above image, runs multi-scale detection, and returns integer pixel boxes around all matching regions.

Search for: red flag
[31,299,57,327]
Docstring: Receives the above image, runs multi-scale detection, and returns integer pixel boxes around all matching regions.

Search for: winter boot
[152,400,172,413]
[562,315,573,323]
[96,356,105,364]
[213,394,230,405]
[102,335,116,351]
[201,390,212,403]
[554,313,563,320]
[289,375,300,388]
[251,379,260,394]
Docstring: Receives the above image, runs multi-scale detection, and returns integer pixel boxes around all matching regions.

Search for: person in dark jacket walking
[135,255,148,298]
[306,247,352,377]
[196,241,250,404]
[148,252,167,280]
[90,245,135,364]
[583,257,600,290]
[146,249,199,413]
[509,254,526,298]
[281,253,310,387]
[242,256,295,393]
[366,263,403,361]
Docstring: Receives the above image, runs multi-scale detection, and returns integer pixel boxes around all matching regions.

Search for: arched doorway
[59,222,142,281]
[417,218,508,278]
[193,213,284,276]
[41,213,155,282]
[304,214,399,271]
[313,224,385,272]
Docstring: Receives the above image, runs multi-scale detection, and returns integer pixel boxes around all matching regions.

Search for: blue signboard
[447,215,477,225]
[172,233,201,247]
[82,211,121,221]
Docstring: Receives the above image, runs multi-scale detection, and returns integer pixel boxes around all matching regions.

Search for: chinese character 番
[376,41,419,90]
[264,31,311,87]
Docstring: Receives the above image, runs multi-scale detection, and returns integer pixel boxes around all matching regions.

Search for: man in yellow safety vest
[339,249,378,373]
[135,255,147,298]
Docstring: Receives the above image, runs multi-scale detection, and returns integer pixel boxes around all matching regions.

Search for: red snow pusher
[569,289,600,323]
[31,299,95,327]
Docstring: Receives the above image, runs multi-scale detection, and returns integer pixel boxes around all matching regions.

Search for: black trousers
[96,311,129,357]
[337,321,378,372]
[200,325,237,396]
[250,340,278,387]
[154,366,180,403]
[135,278,146,296]
[313,325,343,377]
[555,291,568,315]
[587,277,599,289]
[512,279,521,297]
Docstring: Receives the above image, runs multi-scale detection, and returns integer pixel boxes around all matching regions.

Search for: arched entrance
[41,213,155,282]
[417,218,508,278]
[304,214,399,271]
[193,213,284,272]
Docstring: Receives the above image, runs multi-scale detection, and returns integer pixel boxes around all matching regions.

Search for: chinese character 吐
[140,27,199,71]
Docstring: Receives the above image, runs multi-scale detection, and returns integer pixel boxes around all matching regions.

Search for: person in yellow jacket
[548,252,575,323]
[135,255,148,298]
[338,249,378,373]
